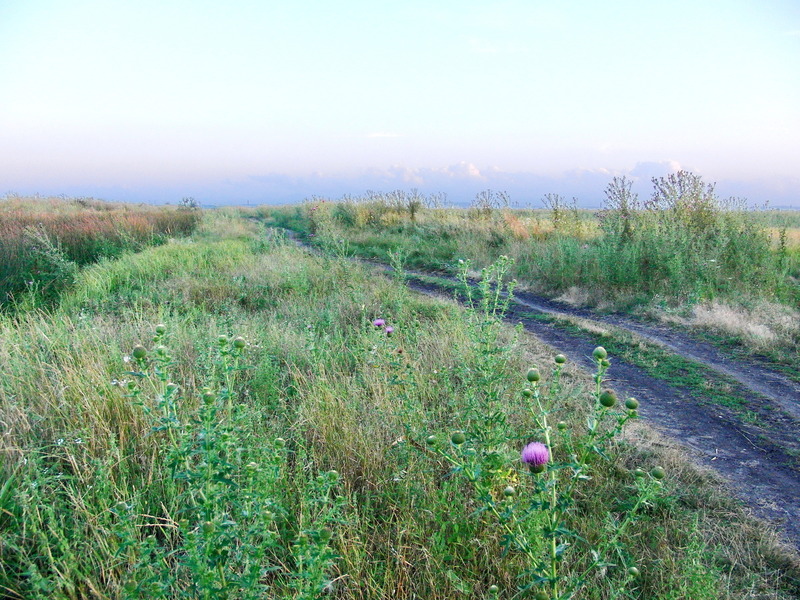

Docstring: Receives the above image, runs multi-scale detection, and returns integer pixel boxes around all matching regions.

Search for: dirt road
[405,274,800,550]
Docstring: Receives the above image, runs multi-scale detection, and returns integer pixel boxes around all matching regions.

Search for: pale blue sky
[1,1,798,206]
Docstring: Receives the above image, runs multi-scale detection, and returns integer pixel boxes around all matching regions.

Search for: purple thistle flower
[373,318,386,327]
[521,442,550,473]
[384,326,394,335]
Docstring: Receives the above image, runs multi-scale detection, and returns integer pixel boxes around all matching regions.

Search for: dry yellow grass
[660,300,800,351]
[767,227,800,249]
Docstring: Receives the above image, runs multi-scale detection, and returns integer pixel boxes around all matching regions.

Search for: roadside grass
[0,194,201,307]
[1,211,799,598]
[652,301,800,384]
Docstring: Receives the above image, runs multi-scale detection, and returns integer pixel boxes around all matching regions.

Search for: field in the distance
[262,179,800,374]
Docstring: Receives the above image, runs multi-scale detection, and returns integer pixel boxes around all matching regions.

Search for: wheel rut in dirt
[509,289,800,422]
[404,276,800,551]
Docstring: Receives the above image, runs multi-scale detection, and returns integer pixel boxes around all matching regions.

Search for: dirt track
[405,274,800,551]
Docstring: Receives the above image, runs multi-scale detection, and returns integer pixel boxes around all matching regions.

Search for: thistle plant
[387,247,410,284]
[115,326,342,598]
[426,348,664,599]
[456,256,519,447]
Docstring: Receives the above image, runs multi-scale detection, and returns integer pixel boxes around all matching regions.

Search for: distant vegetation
[0,195,201,307]
[262,172,800,369]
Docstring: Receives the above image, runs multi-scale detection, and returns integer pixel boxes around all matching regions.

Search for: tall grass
[1,212,798,598]
[0,195,201,306]
[262,176,794,307]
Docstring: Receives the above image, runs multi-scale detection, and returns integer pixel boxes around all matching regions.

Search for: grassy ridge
[0,195,201,306]
[1,211,798,598]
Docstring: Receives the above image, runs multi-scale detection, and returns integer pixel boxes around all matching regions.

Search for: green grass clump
[0,211,798,598]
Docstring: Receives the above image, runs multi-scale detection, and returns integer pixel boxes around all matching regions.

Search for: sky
[1,0,799,207]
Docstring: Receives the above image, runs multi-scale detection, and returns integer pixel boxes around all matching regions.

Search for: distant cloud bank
[227,160,798,209]
[7,161,799,208]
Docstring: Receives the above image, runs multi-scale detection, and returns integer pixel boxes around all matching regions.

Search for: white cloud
[443,162,485,179]
[629,160,684,181]
[387,165,424,185]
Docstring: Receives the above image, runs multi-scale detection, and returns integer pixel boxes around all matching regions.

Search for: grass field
[259,179,800,371]
[1,204,799,599]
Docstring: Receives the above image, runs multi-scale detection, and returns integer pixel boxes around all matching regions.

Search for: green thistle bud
[451,431,466,445]
[202,521,215,535]
[155,345,168,356]
[557,421,568,431]
[155,324,167,335]
[202,390,215,404]
[327,470,339,482]
[233,336,246,349]
[600,358,611,368]
[274,437,286,448]
[634,468,646,479]
[318,527,332,542]
[599,389,617,408]
[488,584,499,594]
[522,388,533,398]
[165,382,179,394]
[628,566,640,577]
[132,345,147,360]
[503,485,516,497]
[554,354,566,364]
[592,346,607,360]
[651,466,666,480]
[534,592,550,600]
[217,335,228,345]
[426,435,437,445]
[526,368,540,383]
